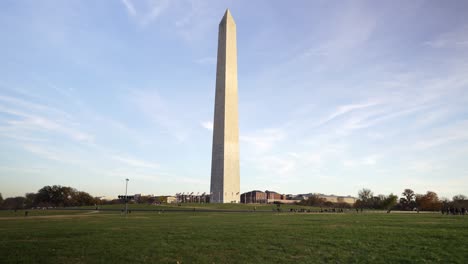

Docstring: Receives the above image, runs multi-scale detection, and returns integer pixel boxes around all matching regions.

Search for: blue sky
[1,0,468,199]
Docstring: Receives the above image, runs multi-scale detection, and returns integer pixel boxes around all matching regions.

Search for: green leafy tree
[402,189,415,203]
[382,194,398,211]
[35,185,96,207]
[399,189,416,210]
[24,193,37,208]
[75,191,96,206]
[0,193,3,206]
[35,185,58,207]
[372,195,386,209]
[1,196,26,210]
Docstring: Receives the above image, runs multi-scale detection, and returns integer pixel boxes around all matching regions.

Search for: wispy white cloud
[424,26,468,48]
[0,95,71,119]
[172,1,218,42]
[296,3,377,69]
[22,144,61,161]
[342,155,379,167]
[366,132,385,140]
[287,152,322,165]
[317,100,380,127]
[142,0,171,25]
[240,128,285,152]
[8,117,92,142]
[0,96,93,142]
[255,155,297,177]
[414,120,468,150]
[338,104,429,135]
[129,89,189,142]
[195,57,216,65]
[407,161,442,173]
[200,121,213,131]
[120,0,220,42]
[174,177,206,185]
[121,0,136,16]
[362,155,379,165]
[112,155,160,169]
[105,169,161,182]
[121,0,171,26]
[0,165,45,174]
[20,143,83,164]
[0,133,48,142]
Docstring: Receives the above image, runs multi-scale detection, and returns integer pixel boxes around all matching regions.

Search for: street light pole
[125,178,129,215]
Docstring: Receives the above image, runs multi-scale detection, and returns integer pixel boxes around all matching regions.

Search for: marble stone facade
[210,9,240,203]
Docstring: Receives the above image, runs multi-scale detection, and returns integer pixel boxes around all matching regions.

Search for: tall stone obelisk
[210,9,240,203]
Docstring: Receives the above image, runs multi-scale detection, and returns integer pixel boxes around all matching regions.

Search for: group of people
[286,208,345,213]
[321,208,345,213]
[442,207,466,215]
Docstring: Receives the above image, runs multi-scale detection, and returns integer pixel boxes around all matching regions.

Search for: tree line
[0,186,172,210]
[297,188,467,211]
[1,186,466,211]
[355,188,467,211]
[0,185,97,210]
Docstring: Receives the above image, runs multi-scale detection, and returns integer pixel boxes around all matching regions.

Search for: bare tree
[358,188,373,208]
[358,188,373,201]
[453,194,467,201]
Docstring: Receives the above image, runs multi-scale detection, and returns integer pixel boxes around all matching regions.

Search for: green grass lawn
[1,210,467,263]
[81,202,321,212]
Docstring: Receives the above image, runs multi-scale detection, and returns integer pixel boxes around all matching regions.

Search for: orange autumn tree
[415,191,442,211]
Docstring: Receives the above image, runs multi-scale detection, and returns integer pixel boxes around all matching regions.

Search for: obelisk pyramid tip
[220,8,235,24]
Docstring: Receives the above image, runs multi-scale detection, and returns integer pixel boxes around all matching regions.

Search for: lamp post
[125,178,129,215]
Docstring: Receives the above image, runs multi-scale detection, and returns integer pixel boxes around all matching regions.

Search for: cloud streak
[129,89,189,142]
[241,128,285,153]
[0,95,93,142]
[121,0,171,26]
[112,155,160,169]
[121,0,136,16]
[424,26,468,49]
[200,121,213,131]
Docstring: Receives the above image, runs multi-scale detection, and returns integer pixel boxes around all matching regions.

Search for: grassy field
[81,202,321,211]
[1,209,467,263]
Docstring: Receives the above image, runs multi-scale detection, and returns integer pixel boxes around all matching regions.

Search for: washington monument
[210,9,240,203]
